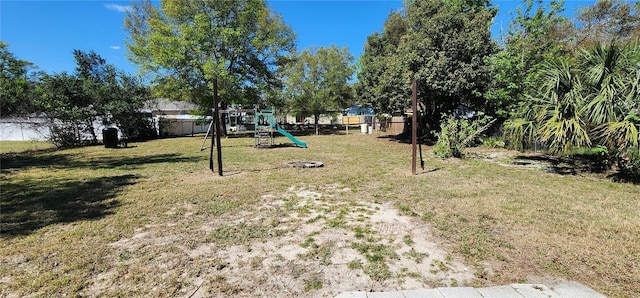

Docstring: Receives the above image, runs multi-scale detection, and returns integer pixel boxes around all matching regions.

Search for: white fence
[1,115,216,142]
[1,118,52,141]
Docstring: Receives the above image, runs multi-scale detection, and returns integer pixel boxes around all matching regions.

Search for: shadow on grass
[415,168,440,175]
[377,133,436,146]
[513,154,611,175]
[1,152,205,172]
[377,133,409,143]
[607,172,640,184]
[1,149,207,237]
[1,174,139,238]
[510,154,640,184]
[254,143,303,149]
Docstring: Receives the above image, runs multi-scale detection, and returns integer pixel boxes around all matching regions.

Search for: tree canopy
[283,46,354,134]
[124,0,296,112]
[573,0,640,46]
[356,0,497,132]
[0,41,37,116]
[355,11,409,115]
[36,50,152,147]
[486,0,569,117]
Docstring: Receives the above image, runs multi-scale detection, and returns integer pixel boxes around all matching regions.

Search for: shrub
[433,115,495,158]
[481,136,505,148]
[48,122,95,148]
[588,146,610,172]
[620,148,640,177]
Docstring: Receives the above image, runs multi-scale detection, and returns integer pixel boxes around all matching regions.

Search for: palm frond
[594,119,640,154]
[502,118,536,151]
[539,113,591,155]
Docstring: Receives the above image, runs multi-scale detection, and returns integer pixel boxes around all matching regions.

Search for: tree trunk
[314,114,319,135]
[86,118,98,145]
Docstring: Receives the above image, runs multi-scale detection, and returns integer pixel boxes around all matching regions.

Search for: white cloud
[110,46,122,50]
[104,3,131,13]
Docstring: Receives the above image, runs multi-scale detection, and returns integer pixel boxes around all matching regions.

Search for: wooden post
[209,115,215,170]
[411,79,417,175]
[373,116,376,135]
[213,79,223,176]
[209,120,215,171]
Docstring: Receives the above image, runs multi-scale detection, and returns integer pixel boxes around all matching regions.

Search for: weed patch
[209,222,287,246]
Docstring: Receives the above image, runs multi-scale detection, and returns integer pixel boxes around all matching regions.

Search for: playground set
[254,108,307,148]
[201,107,307,150]
[205,79,307,176]
[203,78,427,177]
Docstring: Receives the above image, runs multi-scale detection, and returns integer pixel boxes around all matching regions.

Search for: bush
[481,136,505,148]
[573,145,610,172]
[433,115,495,158]
[620,148,640,177]
[48,122,95,148]
[433,138,456,158]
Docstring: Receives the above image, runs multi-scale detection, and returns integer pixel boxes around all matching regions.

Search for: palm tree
[504,58,590,155]
[504,40,639,162]
[536,59,590,155]
[583,42,640,157]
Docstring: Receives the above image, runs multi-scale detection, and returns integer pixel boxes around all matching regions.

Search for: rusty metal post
[412,79,417,175]
[209,109,215,171]
[209,118,214,171]
[213,79,223,176]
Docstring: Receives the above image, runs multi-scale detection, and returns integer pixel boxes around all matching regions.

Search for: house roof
[159,115,211,120]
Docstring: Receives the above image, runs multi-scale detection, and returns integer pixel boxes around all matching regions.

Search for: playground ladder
[255,127,273,147]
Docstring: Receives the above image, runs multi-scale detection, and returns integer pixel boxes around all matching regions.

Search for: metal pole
[213,79,223,176]
[412,79,417,175]
[201,121,213,151]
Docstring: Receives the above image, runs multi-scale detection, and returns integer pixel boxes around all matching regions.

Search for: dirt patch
[101,184,474,296]
[284,161,324,168]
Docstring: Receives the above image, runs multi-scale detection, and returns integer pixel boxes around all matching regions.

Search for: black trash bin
[103,127,118,148]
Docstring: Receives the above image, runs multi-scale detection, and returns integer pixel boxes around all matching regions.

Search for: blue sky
[1,0,593,75]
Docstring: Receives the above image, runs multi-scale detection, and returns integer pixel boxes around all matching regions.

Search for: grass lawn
[0,140,56,154]
[1,133,638,297]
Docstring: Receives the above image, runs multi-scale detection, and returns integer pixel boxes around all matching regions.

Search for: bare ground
[101,184,474,297]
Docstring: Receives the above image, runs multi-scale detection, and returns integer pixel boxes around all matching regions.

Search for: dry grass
[1,133,639,297]
[0,140,55,154]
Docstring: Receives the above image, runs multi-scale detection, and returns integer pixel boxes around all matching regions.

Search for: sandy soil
[105,184,476,297]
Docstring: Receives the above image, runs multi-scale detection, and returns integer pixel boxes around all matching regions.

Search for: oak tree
[124,0,296,112]
[283,46,354,135]
[357,0,497,133]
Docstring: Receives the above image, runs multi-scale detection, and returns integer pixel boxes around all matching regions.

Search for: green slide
[273,123,307,148]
